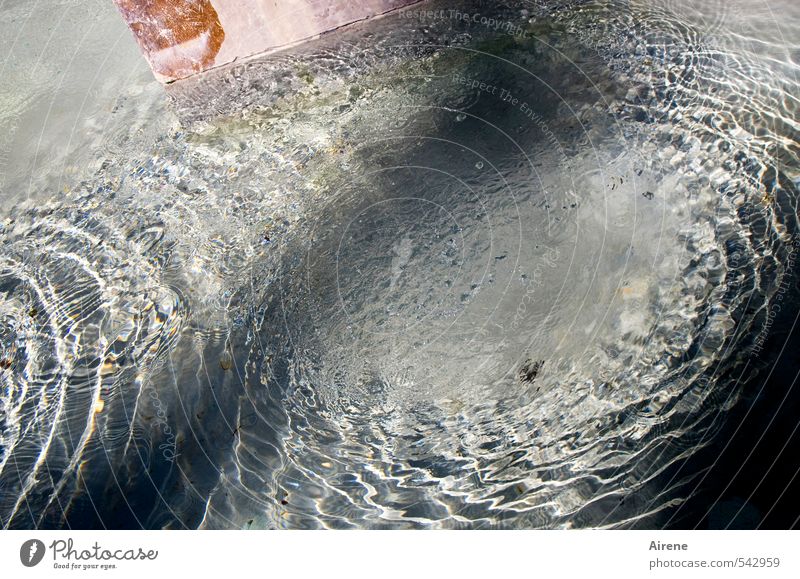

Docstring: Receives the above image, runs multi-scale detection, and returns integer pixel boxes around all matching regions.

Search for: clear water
[0,0,798,529]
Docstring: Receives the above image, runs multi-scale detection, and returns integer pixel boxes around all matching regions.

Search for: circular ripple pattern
[0,201,185,528]
[0,0,798,529]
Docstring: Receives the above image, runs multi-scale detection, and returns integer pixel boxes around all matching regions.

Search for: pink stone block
[114,0,421,83]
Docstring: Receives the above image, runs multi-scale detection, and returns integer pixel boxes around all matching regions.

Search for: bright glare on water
[0,0,798,528]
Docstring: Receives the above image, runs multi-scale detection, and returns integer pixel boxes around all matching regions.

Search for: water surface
[0,0,798,529]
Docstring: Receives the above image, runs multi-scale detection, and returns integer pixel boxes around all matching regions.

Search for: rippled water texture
[0,0,798,529]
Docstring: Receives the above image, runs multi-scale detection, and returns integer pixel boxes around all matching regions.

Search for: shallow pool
[0,0,798,529]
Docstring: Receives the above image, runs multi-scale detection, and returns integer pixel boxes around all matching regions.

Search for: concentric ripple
[1,0,798,529]
[0,199,185,528]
